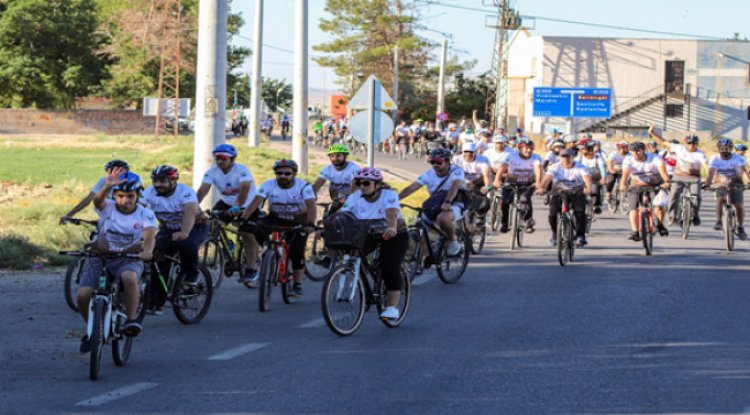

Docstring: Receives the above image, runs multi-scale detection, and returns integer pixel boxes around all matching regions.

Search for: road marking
[208,342,269,360]
[76,382,159,407]
[299,317,326,328]
[411,274,436,286]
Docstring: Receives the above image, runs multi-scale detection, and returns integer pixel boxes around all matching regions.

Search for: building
[506,31,750,140]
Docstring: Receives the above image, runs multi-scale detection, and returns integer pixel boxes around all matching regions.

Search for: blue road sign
[533,87,611,118]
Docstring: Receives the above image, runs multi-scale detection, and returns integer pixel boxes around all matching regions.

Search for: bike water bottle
[227,240,235,256]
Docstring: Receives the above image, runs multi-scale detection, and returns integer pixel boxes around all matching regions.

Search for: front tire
[258,250,276,312]
[509,205,519,251]
[641,211,653,255]
[280,259,296,304]
[111,312,133,367]
[680,199,692,240]
[377,270,411,328]
[199,238,225,290]
[321,266,365,336]
[436,230,469,284]
[725,208,735,252]
[556,215,569,267]
[89,298,105,380]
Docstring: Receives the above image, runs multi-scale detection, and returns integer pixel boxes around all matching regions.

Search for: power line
[414,0,727,40]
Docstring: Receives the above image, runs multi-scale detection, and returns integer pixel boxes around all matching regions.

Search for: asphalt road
[2,138,750,414]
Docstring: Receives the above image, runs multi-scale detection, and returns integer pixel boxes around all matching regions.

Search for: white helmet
[461,142,477,152]
[491,134,509,144]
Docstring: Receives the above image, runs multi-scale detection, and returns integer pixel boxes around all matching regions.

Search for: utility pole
[193,0,228,198]
[155,0,183,136]
[436,38,447,126]
[248,0,264,147]
[392,46,399,125]
[292,0,308,175]
[485,0,520,130]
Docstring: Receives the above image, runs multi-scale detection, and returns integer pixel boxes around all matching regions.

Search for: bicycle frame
[267,231,292,285]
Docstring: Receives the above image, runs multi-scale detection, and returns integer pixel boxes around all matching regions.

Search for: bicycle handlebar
[400,204,422,213]
[59,250,142,259]
[62,218,98,227]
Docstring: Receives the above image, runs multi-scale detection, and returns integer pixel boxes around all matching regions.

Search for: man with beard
[142,165,205,314]
[493,137,543,234]
[313,144,361,212]
[705,138,750,240]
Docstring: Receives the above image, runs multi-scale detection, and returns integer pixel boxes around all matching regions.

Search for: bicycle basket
[323,211,370,250]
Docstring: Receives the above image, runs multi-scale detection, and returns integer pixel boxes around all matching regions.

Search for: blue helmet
[736,144,748,151]
[112,172,143,192]
[212,143,237,158]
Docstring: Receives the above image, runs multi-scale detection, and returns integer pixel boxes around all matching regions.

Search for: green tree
[261,77,292,113]
[0,0,107,108]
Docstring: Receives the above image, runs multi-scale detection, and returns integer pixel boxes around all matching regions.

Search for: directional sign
[348,110,394,145]
[348,75,398,111]
[533,87,611,118]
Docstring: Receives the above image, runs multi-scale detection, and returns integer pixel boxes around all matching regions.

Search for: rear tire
[509,205,519,251]
[199,238,224,290]
[401,229,421,281]
[725,208,735,252]
[304,227,335,282]
[321,266,365,336]
[681,199,692,240]
[641,212,653,256]
[556,215,568,267]
[172,266,213,324]
[258,250,276,312]
[64,256,86,313]
[89,299,105,380]
[281,260,296,304]
[436,230,469,284]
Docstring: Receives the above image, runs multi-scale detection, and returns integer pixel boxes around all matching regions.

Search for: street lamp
[275,87,286,113]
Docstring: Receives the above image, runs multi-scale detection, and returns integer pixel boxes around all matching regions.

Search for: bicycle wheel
[469,216,486,255]
[556,215,568,267]
[725,208,735,252]
[199,238,225,290]
[401,229,421,281]
[436,230,469,284]
[135,269,150,324]
[172,266,213,324]
[321,266,365,336]
[680,199,692,240]
[377,270,411,328]
[304,227,335,282]
[111,312,133,367]
[281,259,297,304]
[509,205,519,250]
[258,250,276,312]
[490,196,502,231]
[89,298,105,380]
[641,212,653,255]
[607,189,618,213]
[64,256,86,313]
[585,201,593,234]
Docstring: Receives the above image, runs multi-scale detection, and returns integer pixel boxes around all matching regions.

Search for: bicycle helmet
[462,142,477,153]
[104,159,129,171]
[428,148,452,162]
[615,141,629,149]
[583,133,593,139]
[326,144,350,155]
[563,134,578,143]
[578,138,593,149]
[515,128,523,134]
[736,144,748,151]
[516,136,533,148]
[353,167,383,182]
[479,119,488,127]
[112,172,143,192]
[491,134,509,144]
[212,143,237,158]
[684,135,699,144]
[630,141,646,152]
[273,158,299,172]
[551,139,565,148]
[717,138,733,148]
[151,165,179,180]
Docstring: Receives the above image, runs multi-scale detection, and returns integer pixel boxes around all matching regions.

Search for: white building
[506,31,750,140]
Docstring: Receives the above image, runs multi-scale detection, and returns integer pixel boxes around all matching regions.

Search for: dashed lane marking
[208,342,269,360]
[76,382,159,407]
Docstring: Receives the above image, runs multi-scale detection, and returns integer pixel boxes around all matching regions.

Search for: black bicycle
[321,229,412,336]
[61,218,98,313]
[199,211,251,289]
[551,190,581,266]
[505,183,535,250]
[462,190,488,255]
[147,251,213,324]
[674,179,701,240]
[710,183,748,252]
[630,185,664,256]
[304,202,338,282]
[400,204,470,284]
[488,187,503,232]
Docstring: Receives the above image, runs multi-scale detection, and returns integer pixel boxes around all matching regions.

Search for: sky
[233,0,750,94]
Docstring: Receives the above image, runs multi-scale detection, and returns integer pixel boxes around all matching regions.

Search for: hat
[462,142,477,152]
[560,149,576,157]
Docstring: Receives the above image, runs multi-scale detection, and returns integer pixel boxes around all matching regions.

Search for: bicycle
[400,204,470,284]
[488,187,503,232]
[551,190,582,266]
[674,179,701,240]
[504,183,535,250]
[147,250,213,324]
[305,202,338,282]
[631,185,664,256]
[462,189,488,255]
[710,184,747,252]
[584,194,594,234]
[199,211,250,289]
[59,251,148,380]
[250,222,310,312]
[321,229,412,336]
[62,218,98,313]
[607,174,625,214]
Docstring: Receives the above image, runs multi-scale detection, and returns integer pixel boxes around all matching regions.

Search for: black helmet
[630,141,646,151]
[428,148,452,162]
[104,159,129,172]
[273,159,299,172]
[151,165,179,180]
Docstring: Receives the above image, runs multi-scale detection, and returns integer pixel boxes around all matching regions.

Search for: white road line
[75,382,159,407]
[411,274,436,286]
[208,342,269,360]
[299,317,326,328]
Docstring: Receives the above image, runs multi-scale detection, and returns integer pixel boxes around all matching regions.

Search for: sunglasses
[215,156,230,161]
[429,159,446,165]
[275,171,294,177]
[355,180,374,187]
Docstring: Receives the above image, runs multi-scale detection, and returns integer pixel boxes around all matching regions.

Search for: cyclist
[394,121,410,160]
[453,143,492,220]
[493,137,543,234]
[312,119,324,141]
[339,167,408,320]
[241,159,316,297]
[575,138,607,214]
[704,138,750,240]
[736,143,748,158]
[409,119,425,156]
[77,170,156,353]
[398,148,466,256]
[544,139,565,170]
[620,142,671,241]
[142,165,205,314]
[563,134,579,157]
[424,121,445,151]
[197,144,260,285]
[605,141,630,205]
[60,159,130,224]
[537,148,593,247]
[313,144,361,212]
[667,135,707,226]
[281,114,291,139]
[484,134,516,175]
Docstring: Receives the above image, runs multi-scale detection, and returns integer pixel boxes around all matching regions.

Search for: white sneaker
[446,240,462,256]
[379,306,400,320]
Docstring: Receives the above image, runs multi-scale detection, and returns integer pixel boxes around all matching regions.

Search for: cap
[462,142,477,152]
[560,149,576,157]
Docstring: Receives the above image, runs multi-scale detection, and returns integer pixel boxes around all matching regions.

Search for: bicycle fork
[337,254,361,302]
[87,296,112,340]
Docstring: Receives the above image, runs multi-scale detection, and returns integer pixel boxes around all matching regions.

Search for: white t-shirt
[341,189,403,220]
[709,154,747,184]
[500,152,543,184]
[609,152,629,171]
[484,147,517,171]
[545,150,561,166]
[416,166,465,195]
[624,153,664,186]
[202,163,256,208]
[256,178,316,220]
[575,154,606,178]
[95,200,157,253]
[142,183,199,230]
[451,155,489,184]
[545,162,590,191]
[673,147,707,177]
[318,161,361,199]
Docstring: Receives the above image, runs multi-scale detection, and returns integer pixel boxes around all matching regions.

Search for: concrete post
[292,0,308,175]
[248,0,264,147]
